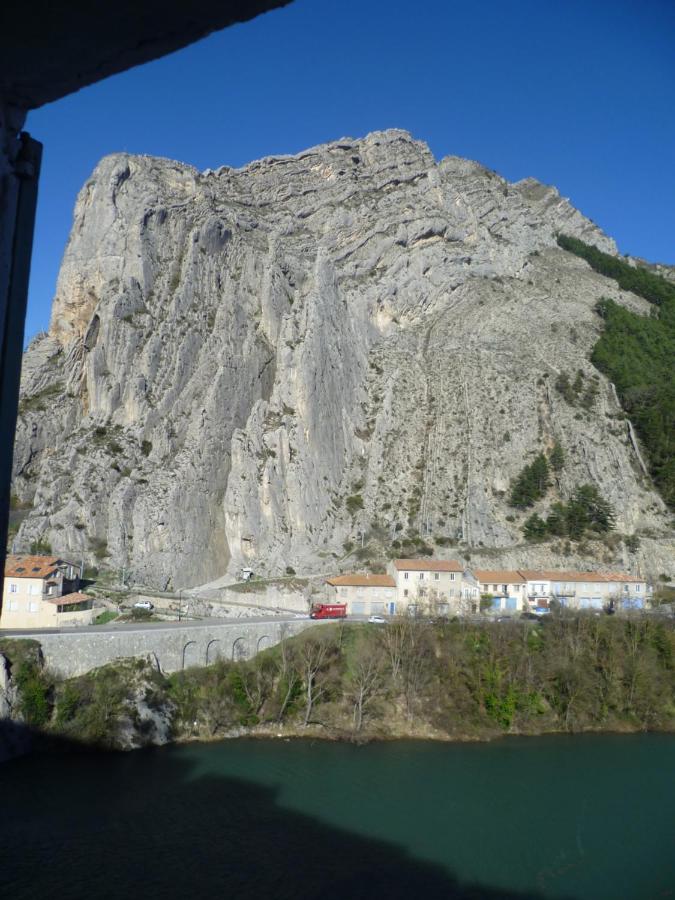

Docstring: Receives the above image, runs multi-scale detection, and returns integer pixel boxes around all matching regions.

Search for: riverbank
[2,614,674,758]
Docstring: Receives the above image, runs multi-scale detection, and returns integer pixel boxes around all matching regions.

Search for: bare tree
[379,617,414,681]
[239,656,276,719]
[299,636,332,727]
[275,628,301,723]
[347,645,386,732]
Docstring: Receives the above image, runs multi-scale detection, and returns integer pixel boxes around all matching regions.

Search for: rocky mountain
[11,130,673,588]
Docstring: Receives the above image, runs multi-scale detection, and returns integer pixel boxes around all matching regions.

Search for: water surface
[1,733,673,899]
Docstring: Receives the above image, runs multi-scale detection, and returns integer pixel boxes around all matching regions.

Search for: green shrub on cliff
[557,234,675,508]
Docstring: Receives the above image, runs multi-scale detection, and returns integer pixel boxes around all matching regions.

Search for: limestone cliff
[12,130,673,587]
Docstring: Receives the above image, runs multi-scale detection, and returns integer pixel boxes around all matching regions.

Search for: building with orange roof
[474,570,527,612]
[518,570,649,611]
[1,554,91,628]
[325,573,396,616]
[388,559,479,615]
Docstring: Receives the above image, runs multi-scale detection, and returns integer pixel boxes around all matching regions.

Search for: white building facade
[388,559,479,615]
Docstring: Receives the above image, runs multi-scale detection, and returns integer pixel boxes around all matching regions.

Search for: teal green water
[1,734,673,899]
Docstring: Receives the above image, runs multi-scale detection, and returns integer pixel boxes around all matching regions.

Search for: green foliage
[345,494,364,514]
[285,566,296,576]
[52,665,129,745]
[509,453,549,508]
[94,611,118,625]
[33,617,675,746]
[558,234,675,508]
[522,483,616,543]
[140,440,153,457]
[549,441,565,473]
[523,514,548,542]
[15,659,52,727]
[624,534,640,553]
[18,381,65,414]
[90,537,108,560]
[29,536,52,555]
[557,234,675,307]
[555,371,576,404]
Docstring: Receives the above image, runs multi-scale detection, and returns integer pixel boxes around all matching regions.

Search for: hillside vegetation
[3,616,674,749]
[558,234,675,509]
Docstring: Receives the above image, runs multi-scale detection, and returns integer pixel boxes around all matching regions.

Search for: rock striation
[12,130,673,587]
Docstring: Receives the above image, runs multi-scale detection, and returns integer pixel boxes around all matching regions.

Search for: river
[1,733,673,899]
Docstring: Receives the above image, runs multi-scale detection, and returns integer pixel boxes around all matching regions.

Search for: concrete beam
[1,0,292,110]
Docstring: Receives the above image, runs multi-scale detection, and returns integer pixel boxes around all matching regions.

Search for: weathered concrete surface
[6,618,320,678]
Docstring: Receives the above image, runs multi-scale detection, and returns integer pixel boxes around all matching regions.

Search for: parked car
[368,615,387,624]
[134,600,154,610]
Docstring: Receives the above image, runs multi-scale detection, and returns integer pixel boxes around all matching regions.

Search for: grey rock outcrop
[12,130,673,587]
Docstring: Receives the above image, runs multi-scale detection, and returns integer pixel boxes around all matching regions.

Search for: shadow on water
[0,723,570,900]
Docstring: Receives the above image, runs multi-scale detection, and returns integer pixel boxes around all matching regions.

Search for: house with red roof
[325,573,397,616]
[1,555,92,628]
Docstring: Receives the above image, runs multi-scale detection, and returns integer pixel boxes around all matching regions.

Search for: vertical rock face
[12,130,672,587]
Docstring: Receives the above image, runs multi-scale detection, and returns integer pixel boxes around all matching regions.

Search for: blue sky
[24,0,675,342]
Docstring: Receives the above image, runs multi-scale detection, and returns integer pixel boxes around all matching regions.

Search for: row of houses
[325,559,650,618]
[0,555,93,629]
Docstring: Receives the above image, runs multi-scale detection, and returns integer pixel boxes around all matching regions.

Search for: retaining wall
[11,618,321,678]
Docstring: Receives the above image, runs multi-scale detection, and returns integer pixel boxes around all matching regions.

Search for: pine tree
[545,502,567,536]
[549,441,565,473]
[509,453,550,508]
[523,514,548,542]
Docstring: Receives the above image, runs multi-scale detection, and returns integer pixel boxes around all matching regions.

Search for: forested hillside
[558,235,675,509]
[4,615,674,749]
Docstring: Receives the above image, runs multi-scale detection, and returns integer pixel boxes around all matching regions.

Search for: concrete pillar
[0,103,42,609]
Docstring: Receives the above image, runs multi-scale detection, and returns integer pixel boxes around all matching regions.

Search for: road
[0,612,323,638]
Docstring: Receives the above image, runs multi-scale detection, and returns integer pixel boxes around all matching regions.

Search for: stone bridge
[11,618,321,679]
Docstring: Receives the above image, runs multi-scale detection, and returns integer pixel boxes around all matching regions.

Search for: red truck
[310,603,347,620]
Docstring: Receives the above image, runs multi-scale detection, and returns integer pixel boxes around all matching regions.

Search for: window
[404,572,409,580]
[434,572,439,581]
[8,598,18,610]
[403,589,408,598]
[419,573,424,580]
[492,584,498,592]
[450,573,455,582]
[9,583,17,593]
[28,601,39,613]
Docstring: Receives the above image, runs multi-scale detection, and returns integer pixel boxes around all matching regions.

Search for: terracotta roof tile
[326,574,395,587]
[474,570,526,583]
[44,592,92,606]
[519,569,644,584]
[4,555,61,579]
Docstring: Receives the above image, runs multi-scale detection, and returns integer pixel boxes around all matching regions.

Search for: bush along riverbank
[2,615,675,754]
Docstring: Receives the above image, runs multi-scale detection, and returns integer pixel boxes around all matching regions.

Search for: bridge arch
[232,636,249,661]
[205,638,222,665]
[256,634,271,652]
[182,640,199,670]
